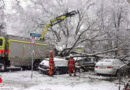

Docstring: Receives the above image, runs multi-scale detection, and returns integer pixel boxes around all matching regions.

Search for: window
[0,39,3,46]
[84,58,91,62]
[100,59,113,62]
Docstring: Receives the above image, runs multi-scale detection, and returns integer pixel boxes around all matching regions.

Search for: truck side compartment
[0,35,49,71]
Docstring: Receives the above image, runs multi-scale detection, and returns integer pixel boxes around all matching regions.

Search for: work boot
[74,74,76,76]
[69,74,72,76]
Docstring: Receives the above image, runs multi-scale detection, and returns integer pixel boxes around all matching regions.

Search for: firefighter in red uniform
[48,51,54,76]
[68,55,76,76]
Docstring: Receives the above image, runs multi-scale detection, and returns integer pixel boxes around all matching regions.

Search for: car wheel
[55,70,60,75]
[95,73,100,76]
[39,70,43,74]
[80,68,84,73]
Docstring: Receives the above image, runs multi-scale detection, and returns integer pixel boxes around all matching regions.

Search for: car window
[118,60,124,65]
[84,58,91,62]
[100,59,112,62]
[100,59,105,62]
[105,59,113,62]
[114,59,124,65]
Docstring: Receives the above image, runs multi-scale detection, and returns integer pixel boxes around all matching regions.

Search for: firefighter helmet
[50,51,54,55]
[69,54,73,58]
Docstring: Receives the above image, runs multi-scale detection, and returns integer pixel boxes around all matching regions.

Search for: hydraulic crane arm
[40,10,79,40]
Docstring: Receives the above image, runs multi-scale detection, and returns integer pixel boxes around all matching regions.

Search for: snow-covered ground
[0,71,125,90]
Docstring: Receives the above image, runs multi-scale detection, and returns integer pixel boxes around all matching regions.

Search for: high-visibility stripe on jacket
[49,56,54,68]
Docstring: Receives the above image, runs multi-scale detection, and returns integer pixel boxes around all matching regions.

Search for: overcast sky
[3,0,130,35]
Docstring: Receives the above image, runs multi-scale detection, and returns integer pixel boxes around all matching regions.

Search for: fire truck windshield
[0,39,3,46]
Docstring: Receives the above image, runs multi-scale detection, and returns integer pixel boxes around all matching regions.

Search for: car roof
[100,59,120,62]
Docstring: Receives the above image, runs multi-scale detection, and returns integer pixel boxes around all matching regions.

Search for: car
[95,59,126,75]
[74,56,98,71]
[38,57,68,75]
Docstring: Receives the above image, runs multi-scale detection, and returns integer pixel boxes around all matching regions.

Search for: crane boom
[40,10,79,40]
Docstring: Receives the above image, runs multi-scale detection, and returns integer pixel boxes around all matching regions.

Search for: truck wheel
[0,63,6,72]
[33,60,41,70]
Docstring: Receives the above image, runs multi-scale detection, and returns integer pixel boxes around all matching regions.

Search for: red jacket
[49,56,54,66]
[68,58,75,67]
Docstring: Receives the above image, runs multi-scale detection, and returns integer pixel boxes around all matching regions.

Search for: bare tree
[90,0,130,57]
[6,0,130,57]
[0,0,5,35]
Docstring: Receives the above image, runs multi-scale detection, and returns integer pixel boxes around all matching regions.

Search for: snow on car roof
[74,57,83,61]
[100,59,119,62]
[40,60,49,66]
[40,57,67,66]
[53,57,66,61]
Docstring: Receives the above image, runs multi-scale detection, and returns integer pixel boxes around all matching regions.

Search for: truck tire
[33,60,41,70]
[0,63,6,72]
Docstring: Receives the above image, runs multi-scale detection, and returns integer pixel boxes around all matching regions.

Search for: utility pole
[30,36,35,79]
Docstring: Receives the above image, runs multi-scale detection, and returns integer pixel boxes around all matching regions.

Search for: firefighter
[68,54,76,76]
[48,51,54,76]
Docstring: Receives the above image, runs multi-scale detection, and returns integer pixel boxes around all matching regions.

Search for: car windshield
[84,58,91,62]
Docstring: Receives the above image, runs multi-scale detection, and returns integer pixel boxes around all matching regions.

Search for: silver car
[95,59,126,75]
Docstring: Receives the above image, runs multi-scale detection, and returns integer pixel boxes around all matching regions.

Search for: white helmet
[69,54,73,58]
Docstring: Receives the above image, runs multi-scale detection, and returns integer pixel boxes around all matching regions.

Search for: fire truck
[0,10,79,71]
[0,35,49,71]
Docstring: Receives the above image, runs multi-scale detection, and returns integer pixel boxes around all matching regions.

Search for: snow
[74,57,83,61]
[40,59,49,66]
[40,57,68,67]
[0,71,125,90]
